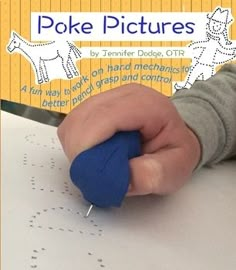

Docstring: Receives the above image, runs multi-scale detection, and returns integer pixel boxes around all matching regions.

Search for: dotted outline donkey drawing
[175,7,236,91]
[6,31,82,85]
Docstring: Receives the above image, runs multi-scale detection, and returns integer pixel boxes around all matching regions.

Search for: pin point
[85,204,93,218]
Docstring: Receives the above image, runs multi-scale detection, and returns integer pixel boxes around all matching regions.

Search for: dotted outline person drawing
[6,31,82,85]
[175,7,236,90]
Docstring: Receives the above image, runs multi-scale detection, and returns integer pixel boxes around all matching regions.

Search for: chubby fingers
[127,130,201,196]
[127,149,191,196]
[57,83,173,161]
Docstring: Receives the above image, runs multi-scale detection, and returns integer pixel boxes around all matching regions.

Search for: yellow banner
[1,0,236,113]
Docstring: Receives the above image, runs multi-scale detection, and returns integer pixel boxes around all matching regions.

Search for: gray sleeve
[171,63,236,169]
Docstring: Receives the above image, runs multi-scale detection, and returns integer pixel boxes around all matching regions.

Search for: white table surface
[1,111,236,270]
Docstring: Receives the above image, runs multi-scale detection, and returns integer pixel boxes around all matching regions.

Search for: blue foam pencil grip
[70,131,141,208]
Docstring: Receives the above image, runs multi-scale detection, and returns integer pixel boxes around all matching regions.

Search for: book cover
[2,2,236,270]
[1,0,236,114]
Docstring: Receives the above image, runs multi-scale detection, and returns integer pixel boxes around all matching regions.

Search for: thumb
[127,146,196,196]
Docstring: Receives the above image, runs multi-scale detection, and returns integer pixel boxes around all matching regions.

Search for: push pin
[70,131,141,208]
[84,204,93,218]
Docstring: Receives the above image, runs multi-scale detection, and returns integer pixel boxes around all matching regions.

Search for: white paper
[2,111,236,270]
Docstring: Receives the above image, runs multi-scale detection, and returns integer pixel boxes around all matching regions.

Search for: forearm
[171,63,236,169]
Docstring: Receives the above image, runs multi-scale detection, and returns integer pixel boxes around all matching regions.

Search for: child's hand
[57,83,201,196]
